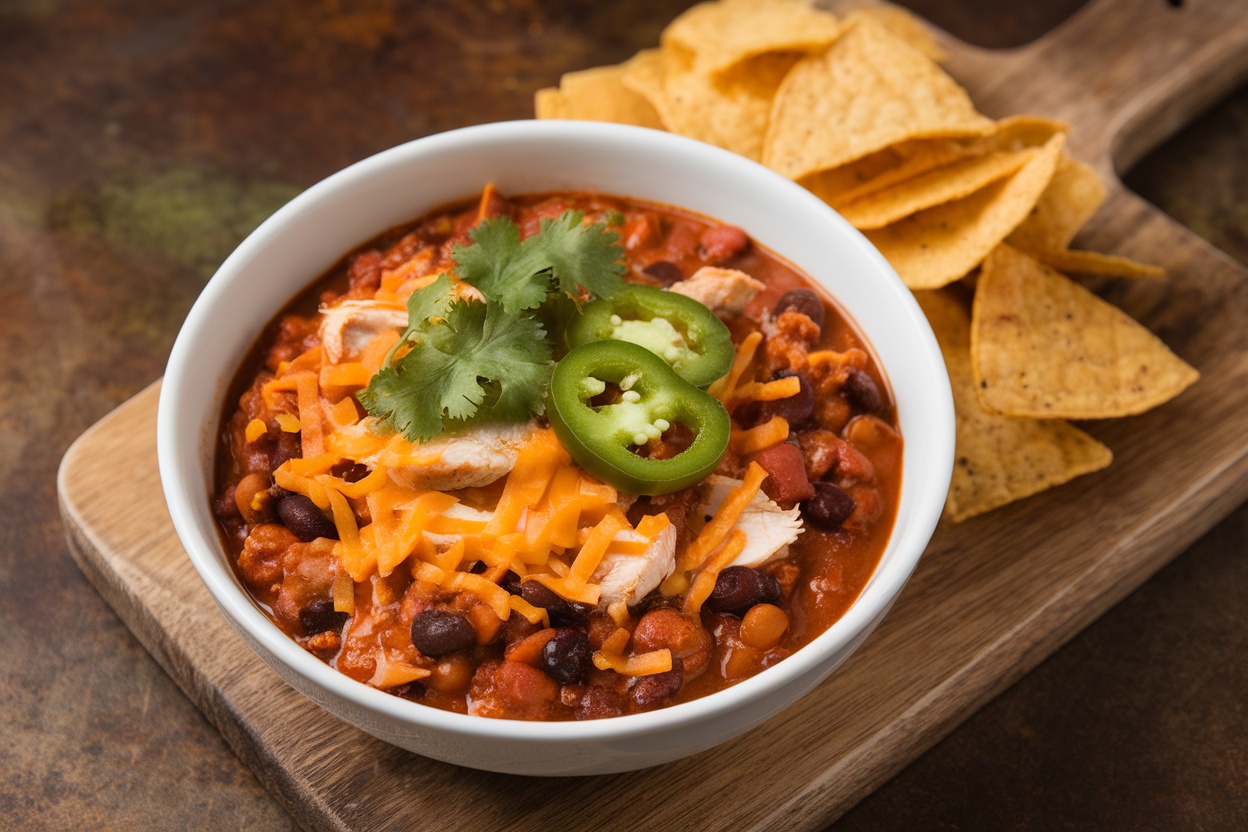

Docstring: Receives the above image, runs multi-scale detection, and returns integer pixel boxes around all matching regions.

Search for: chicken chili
[213,187,902,720]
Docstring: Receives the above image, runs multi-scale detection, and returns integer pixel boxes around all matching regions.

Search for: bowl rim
[157,119,954,745]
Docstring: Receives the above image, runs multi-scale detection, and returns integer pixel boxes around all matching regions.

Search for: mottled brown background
[3,0,1245,828]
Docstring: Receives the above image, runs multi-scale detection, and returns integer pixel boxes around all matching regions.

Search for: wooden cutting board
[57,0,1248,829]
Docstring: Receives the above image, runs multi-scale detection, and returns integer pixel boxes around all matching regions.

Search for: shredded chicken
[693,474,803,568]
[318,299,408,364]
[382,421,539,491]
[670,266,764,315]
[591,523,678,608]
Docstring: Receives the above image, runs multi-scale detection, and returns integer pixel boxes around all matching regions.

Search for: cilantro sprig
[358,210,626,442]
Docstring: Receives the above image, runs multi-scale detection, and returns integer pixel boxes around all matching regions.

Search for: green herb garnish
[358,210,626,442]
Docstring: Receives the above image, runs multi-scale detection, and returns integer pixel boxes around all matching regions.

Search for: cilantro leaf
[451,218,549,316]
[359,297,552,442]
[527,211,628,303]
[452,211,627,315]
[359,207,624,442]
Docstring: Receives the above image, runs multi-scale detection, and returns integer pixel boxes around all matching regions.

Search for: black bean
[331,460,371,483]
[642,260,683,286]
[410,609,477,657]
[500,570,524,596]
[759,370,814,426]
[629,657,684,710]
[774,288,825,332]
[803,481,857,530]
[520,580,593,627]
[705,566,783,616]
[843,368,883,414]
[299,599,348,635]
[272,431,302,469]
[540,628,592,684]
[277,494,338,542]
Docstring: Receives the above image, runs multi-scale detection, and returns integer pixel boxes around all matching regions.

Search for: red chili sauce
[212,188,902,720]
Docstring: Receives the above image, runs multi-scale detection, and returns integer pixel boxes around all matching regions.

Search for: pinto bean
[739,603,789,649]
[233,472,273,525]
[774,288,825,332]
[277,493,338,542]
[410,609,476,657]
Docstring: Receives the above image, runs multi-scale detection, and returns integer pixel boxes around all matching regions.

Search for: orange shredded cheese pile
[731,416,790,455]
[261,336,681,626]
[253,303,794,683]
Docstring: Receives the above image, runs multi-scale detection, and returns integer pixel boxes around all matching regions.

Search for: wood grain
[58,0,1248,829]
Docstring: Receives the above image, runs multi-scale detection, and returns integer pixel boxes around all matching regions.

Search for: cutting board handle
[937,0,1248,175]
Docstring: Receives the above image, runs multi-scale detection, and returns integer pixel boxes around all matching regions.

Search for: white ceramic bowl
[157,120,954,776]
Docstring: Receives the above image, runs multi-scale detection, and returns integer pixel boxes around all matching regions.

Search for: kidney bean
[277,493,338,542]
[629,657,685,711]
[410,609,477,657]
[759,370,814,426]
[540,628,593,684]
[803,481,857,530]
[705,566,783,616]
[520,580,593,627]
[575,684,626,720]
[843,368,883,414]
[699,224,749,263]
[642,260,682,286]
[299,598,348,636]
[774,288,825,332]
[754,441,815,504]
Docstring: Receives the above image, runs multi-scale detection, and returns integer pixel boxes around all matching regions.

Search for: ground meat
[237,523,300,591]
[764,310,820,376]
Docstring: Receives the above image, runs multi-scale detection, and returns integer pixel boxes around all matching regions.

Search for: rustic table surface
[5,0,1246,828]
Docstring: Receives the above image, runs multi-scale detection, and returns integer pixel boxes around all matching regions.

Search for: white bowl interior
[157,120,953,773]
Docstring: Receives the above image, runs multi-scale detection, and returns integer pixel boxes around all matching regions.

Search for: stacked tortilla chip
[535,0,1198,522]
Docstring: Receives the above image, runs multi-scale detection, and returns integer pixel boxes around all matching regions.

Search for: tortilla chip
[762,17,994,181]
[916,288,1113,523]
[971,244,1198,418]
[865,132,1065,289]
[837,147,1037,230]
[1032,249,1164,279]
[623,47,794,161]
[534,87,569,120]
[802,138,975,207]
[536,62,667,129]
[802,115,1064,209]
[661,0,844,77]
[1006,153,1106,253]
[843,5,945,61]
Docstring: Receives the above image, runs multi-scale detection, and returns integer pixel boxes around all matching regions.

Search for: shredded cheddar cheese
[731,416,790,455]
[245,418,267,443]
